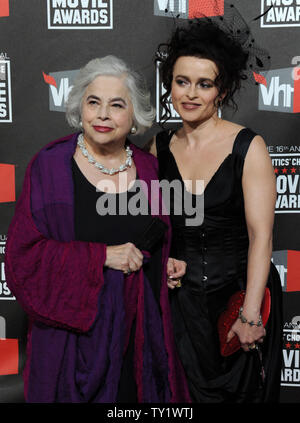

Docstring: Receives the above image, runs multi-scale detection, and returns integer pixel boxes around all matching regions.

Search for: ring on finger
[175,279,182,287]
[168,276,182,287]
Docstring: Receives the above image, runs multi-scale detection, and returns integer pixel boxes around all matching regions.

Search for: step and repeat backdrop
[0,0,299,403]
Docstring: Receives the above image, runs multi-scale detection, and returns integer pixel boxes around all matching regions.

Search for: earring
[79,121,83,130]
[130,126,137,134]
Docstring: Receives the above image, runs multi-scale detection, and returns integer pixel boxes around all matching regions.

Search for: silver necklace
[77,133,133,175]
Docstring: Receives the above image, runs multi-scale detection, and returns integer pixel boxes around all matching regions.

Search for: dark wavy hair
[156,18,250,122]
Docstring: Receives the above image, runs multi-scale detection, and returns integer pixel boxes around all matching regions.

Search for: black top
[73,159,152,244]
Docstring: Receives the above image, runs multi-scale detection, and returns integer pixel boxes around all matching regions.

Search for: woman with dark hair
[146,10,282,403]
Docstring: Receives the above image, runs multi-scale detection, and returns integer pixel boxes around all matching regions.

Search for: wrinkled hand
[105,242,143,274]
[167,258,187,289]
[226,318,266,352]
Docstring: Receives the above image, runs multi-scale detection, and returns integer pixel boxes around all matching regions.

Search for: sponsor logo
[47,0,113,29]
[282,316,300,387]
[0,163,15,203]
[0,0,9,17]
[43,69,79,112]
[258,66,300,113]
[260,0,300,28]
[272,250,300,291]
[0,235,15,300]
[0,53,12,122]
[154,0,224,19]
[268,147,300,213]
[0,316,18,376]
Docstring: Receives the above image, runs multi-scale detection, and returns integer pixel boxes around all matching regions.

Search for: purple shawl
[5,133,190,403]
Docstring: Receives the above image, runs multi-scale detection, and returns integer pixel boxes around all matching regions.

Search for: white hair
[65,55,155,135]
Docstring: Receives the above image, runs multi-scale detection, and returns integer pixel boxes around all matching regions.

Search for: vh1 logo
[258,66,300,113]
[154,0,224,19]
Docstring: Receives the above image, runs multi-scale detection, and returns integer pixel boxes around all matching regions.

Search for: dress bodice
[156,128,256,297]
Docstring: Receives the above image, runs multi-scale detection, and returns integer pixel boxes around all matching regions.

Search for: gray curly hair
[65,55,155,136]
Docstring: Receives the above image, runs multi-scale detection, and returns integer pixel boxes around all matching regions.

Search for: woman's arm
[227,135,276,350]
[5,223,106,332]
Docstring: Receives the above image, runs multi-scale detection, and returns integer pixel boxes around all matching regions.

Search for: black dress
[156,128,283,403]
[71,158,163,402]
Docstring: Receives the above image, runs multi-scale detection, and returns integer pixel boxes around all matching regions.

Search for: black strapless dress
[156,128,283,403]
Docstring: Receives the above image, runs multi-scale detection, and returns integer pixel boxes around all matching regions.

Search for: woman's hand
[105,242,144,274]
[226,314,266,352]
[167,258,187,289]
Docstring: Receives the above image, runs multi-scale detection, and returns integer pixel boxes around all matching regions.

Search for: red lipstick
[93,126,113,133]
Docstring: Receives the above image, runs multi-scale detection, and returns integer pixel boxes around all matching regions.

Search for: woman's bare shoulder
[220,120,245,138]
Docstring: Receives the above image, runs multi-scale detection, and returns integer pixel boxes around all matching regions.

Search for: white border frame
[155,61,181,123]
[0,241,15,300]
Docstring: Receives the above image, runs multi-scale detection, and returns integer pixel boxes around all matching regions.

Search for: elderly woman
[146,11,283,403]
[5,56,190,403]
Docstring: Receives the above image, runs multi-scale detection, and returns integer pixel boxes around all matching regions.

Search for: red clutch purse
[217,288,271,357]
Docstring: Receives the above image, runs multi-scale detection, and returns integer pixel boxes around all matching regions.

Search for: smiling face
[81,74,134,149]
[171,56,221,125]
